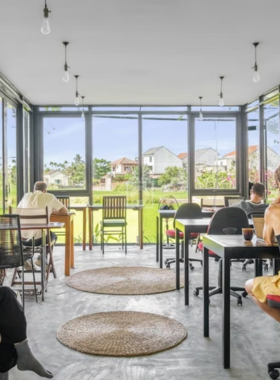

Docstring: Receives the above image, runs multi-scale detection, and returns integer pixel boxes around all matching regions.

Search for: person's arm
[51,206,69,215]
[263,208,275,245]
[50,196,69,215]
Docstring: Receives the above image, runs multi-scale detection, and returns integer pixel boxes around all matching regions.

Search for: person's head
[34,181,47,193]
[250,182,265,200]
[274,165,280,190]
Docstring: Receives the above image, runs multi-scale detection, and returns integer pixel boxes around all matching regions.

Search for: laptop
[252,216,278,244]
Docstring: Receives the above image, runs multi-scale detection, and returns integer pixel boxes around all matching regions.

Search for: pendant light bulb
[41,0,51,34]
[74,93,80,106]
[199,96,203,120]
[62,42,70,82]
[62,70,69,83]
[252,43,260,83]
[219,97,225,107]
[74,75,80,106]
[218,76,225,107]
[81,96,85,120]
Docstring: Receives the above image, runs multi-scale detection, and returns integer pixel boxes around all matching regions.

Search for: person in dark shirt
[0,287,53,378]
[231,182,268,215]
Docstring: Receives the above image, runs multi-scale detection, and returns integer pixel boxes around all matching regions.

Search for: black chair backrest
[172,203,202,228]
[57,196,70,209]
[224,196,245,207]
[208,207,249,235]
[103,196,126,219]
[0,214,23,269]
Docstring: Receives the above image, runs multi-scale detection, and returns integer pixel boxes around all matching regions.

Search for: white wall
[153,148,182,174]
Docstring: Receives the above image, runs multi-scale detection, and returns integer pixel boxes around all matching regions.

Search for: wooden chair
[56,196,70,209]
[55,196,70,242]
[0,214,37,309]
[101,196,127,254]
[10,207,56,290]
[200,198,225,208]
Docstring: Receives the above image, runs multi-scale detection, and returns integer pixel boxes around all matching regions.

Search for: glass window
[0,98,2,213]
[6,103,17,210]
[141,106,188,111]
[191,106,239,112]
[246,99,259,110]
[43,117,86,190]
[263,89,279,102]
[247,109,260,184]
[92,114,139,244]
[39,106,88,112]
[264,97,280,201]
[92,106,140,111]
[142,114,188,244]
[23,110,31,193]
[194,118,236,190]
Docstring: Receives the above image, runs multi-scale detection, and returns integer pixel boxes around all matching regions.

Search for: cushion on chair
[166,230,184,239]
[197,242,215,256]
[101,219,126,227]
[166,230,198,239]
[267,294,280,308]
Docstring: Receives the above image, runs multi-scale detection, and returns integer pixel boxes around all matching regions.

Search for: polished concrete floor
[6,243,280,380]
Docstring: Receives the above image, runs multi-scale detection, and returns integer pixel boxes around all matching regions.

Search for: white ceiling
[0,0,280,105]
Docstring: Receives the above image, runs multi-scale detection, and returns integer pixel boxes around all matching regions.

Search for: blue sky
[42,112,280,166]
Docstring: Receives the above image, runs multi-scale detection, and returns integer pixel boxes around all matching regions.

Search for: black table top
[203,234,280,259]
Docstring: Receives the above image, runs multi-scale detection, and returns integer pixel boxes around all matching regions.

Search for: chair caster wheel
[193,289,199,296]
[242,291,247,298]
[242,266,246,272]
[166,264,170,269]
[264,264,269,272]
[237,298,243,306]
[269,369,280,379]
[190,265,194,271]
[200,261,203,266]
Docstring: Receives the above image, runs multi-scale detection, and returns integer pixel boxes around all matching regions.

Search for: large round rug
[65,266,184,295]
[57,311,187,356]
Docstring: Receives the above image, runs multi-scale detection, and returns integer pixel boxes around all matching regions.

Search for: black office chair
[266,294,280,379]
[158,196,179,249]
[194,207,249,306]
[0,214,37,309]
[164,203,203,270]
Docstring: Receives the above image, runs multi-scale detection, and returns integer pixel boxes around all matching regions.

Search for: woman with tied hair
[245,165,280,322]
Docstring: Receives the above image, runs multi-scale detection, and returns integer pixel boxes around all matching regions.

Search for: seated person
[230,182,268,215]
[0,287,53,378]
[245,166,280,323]
[18,181,69,247]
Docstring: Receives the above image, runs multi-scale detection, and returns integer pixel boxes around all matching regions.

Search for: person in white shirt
[17,181,69,246]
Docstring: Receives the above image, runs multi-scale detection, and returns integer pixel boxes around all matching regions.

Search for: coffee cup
[242,228,254,241]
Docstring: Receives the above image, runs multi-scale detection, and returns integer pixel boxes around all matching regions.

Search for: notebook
[252,216,277,243]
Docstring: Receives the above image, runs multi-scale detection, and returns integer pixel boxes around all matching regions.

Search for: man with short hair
[17,182,69,268]
[230,182,268,215]
[18,181,69,245]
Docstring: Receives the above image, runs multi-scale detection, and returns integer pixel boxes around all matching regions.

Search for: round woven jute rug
[57,311,187,356]
[65,266,184,295]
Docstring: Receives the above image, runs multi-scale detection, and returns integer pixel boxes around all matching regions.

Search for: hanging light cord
[220,77,223,97]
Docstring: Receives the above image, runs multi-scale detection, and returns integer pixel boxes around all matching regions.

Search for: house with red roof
[110,157,138,175]
[215,145,280,172]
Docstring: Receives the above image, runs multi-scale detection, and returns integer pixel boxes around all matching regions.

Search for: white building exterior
[44,170,69,187]
[143,146,182,174]
[110,157,138,175]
